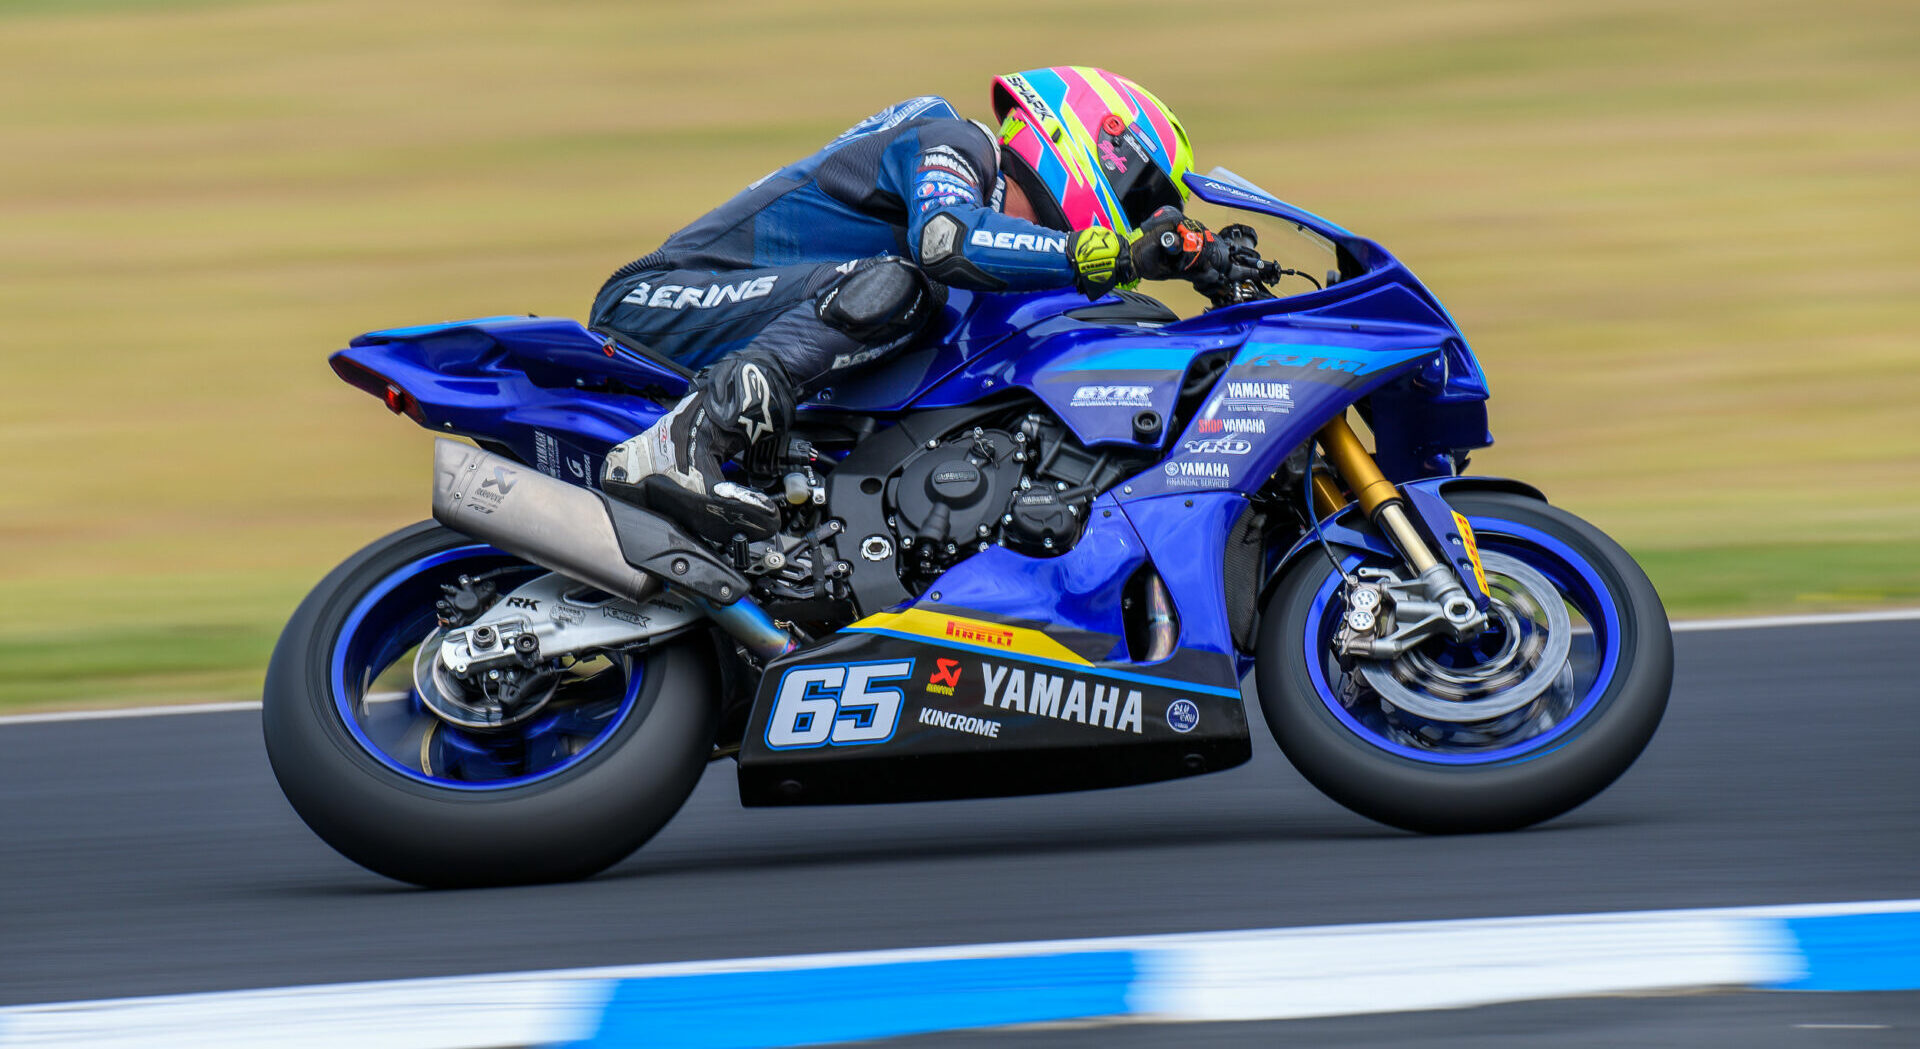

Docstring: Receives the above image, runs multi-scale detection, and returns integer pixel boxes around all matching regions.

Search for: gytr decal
[980,662,1143,734]
[1183,438,1252,455]
[969,229,1069,253]
[621,275,779,311]
[765,660,913,750]
[1069,384,1153,408]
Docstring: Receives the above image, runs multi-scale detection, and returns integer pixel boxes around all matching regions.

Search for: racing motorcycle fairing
[737,483,1258,805]
[736,603,1251,805]
[328,176,1510,807]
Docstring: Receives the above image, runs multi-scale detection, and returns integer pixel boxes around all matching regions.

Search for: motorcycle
[264,169,1672,888]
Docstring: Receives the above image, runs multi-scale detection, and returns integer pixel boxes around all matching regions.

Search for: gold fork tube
[1316,415,1398,515]
[1316,414,1440,574]
[1309,468,1346,519]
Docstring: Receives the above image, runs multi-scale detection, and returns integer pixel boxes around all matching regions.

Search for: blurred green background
[3,0,1916,712]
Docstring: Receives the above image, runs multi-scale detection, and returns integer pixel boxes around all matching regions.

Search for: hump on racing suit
[591,95,1079,333]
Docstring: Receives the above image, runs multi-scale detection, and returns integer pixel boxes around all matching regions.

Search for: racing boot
[601,352,794,544]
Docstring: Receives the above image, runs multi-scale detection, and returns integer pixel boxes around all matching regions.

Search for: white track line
[3,898,1915,1048]
[3,608,1914,727]
[1671,607,1920,633]
[0,701,261,727]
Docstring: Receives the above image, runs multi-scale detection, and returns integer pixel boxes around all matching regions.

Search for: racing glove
[1067,207,1228,298]
[1131,206,1229,282]
[1067,226,1136,298]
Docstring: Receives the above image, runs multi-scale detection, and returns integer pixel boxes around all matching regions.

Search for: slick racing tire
[1257,491,1672,834]
[263,522,716,888]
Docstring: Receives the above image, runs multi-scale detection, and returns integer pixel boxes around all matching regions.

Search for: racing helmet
[991,66,1194,234]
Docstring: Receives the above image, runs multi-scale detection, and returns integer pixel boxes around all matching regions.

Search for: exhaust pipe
[432,438,661,604]
[430,439,796,660]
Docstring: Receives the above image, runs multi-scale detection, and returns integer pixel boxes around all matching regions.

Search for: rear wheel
[263,522,716,887]
[1257,491,1671,833]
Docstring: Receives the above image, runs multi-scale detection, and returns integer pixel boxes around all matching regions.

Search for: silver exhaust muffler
[429,438,796,660]
[431,438,660,603]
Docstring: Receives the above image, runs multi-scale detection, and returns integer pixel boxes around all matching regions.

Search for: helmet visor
[1097,122,1182,229]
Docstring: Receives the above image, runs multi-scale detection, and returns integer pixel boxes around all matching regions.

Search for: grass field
[2,0,1916,711]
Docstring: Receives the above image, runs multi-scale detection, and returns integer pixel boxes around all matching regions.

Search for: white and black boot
[602,354,793,543]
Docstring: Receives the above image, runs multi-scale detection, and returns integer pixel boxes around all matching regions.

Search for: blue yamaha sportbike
[265,171,1671,887]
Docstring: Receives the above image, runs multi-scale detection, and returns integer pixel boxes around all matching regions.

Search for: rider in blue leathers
[594,72,1215,543]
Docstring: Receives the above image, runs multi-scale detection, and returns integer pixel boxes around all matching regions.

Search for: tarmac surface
[2,617,1915,1042]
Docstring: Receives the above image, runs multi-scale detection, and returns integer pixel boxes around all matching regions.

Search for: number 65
[764,660,914,750]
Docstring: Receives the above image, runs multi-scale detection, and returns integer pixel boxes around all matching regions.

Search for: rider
[591,67,1224,542]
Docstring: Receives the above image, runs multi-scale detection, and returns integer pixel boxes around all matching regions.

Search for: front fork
[1314,413,1488,656]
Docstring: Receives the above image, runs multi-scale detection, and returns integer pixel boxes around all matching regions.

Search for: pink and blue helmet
[991,66,1195,235]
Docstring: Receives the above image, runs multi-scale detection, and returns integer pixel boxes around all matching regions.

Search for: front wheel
[263,522,717,887]
[1257,491,1672,834]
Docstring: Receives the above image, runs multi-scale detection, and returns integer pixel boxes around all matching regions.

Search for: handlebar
[1185,222,1321,306]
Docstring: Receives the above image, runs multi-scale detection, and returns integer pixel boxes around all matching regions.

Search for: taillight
[330,355,425,423]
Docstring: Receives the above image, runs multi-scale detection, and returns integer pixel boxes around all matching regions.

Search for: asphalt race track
[3,617,1917,1043]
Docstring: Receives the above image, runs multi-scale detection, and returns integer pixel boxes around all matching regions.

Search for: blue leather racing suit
[589,96,1079,390]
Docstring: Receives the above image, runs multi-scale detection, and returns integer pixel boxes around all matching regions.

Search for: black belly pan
[736,611,1251,806]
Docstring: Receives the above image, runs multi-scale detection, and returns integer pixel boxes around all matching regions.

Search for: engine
[741,409,1157,628]
[886,413,1146,586]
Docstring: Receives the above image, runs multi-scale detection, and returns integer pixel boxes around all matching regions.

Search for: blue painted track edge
[3,900,1916,1048]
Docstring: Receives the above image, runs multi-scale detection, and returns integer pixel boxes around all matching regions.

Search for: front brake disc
[1357,551,1571,723]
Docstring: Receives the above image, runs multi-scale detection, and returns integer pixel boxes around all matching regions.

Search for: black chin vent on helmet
[997,147,1070,232]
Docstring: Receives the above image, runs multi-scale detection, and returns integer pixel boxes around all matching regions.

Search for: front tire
[1257,491,1672,834]
[263,522,716,887]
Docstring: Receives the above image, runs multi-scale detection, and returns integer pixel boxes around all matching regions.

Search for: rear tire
[1256,492,1671,834]
[263,522,716,887]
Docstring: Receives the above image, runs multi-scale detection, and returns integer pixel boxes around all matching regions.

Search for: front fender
[1265,475,1548,603]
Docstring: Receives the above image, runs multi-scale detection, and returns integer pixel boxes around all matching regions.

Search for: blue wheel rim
[329,543,646,791]
[1303,516,1622,766]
